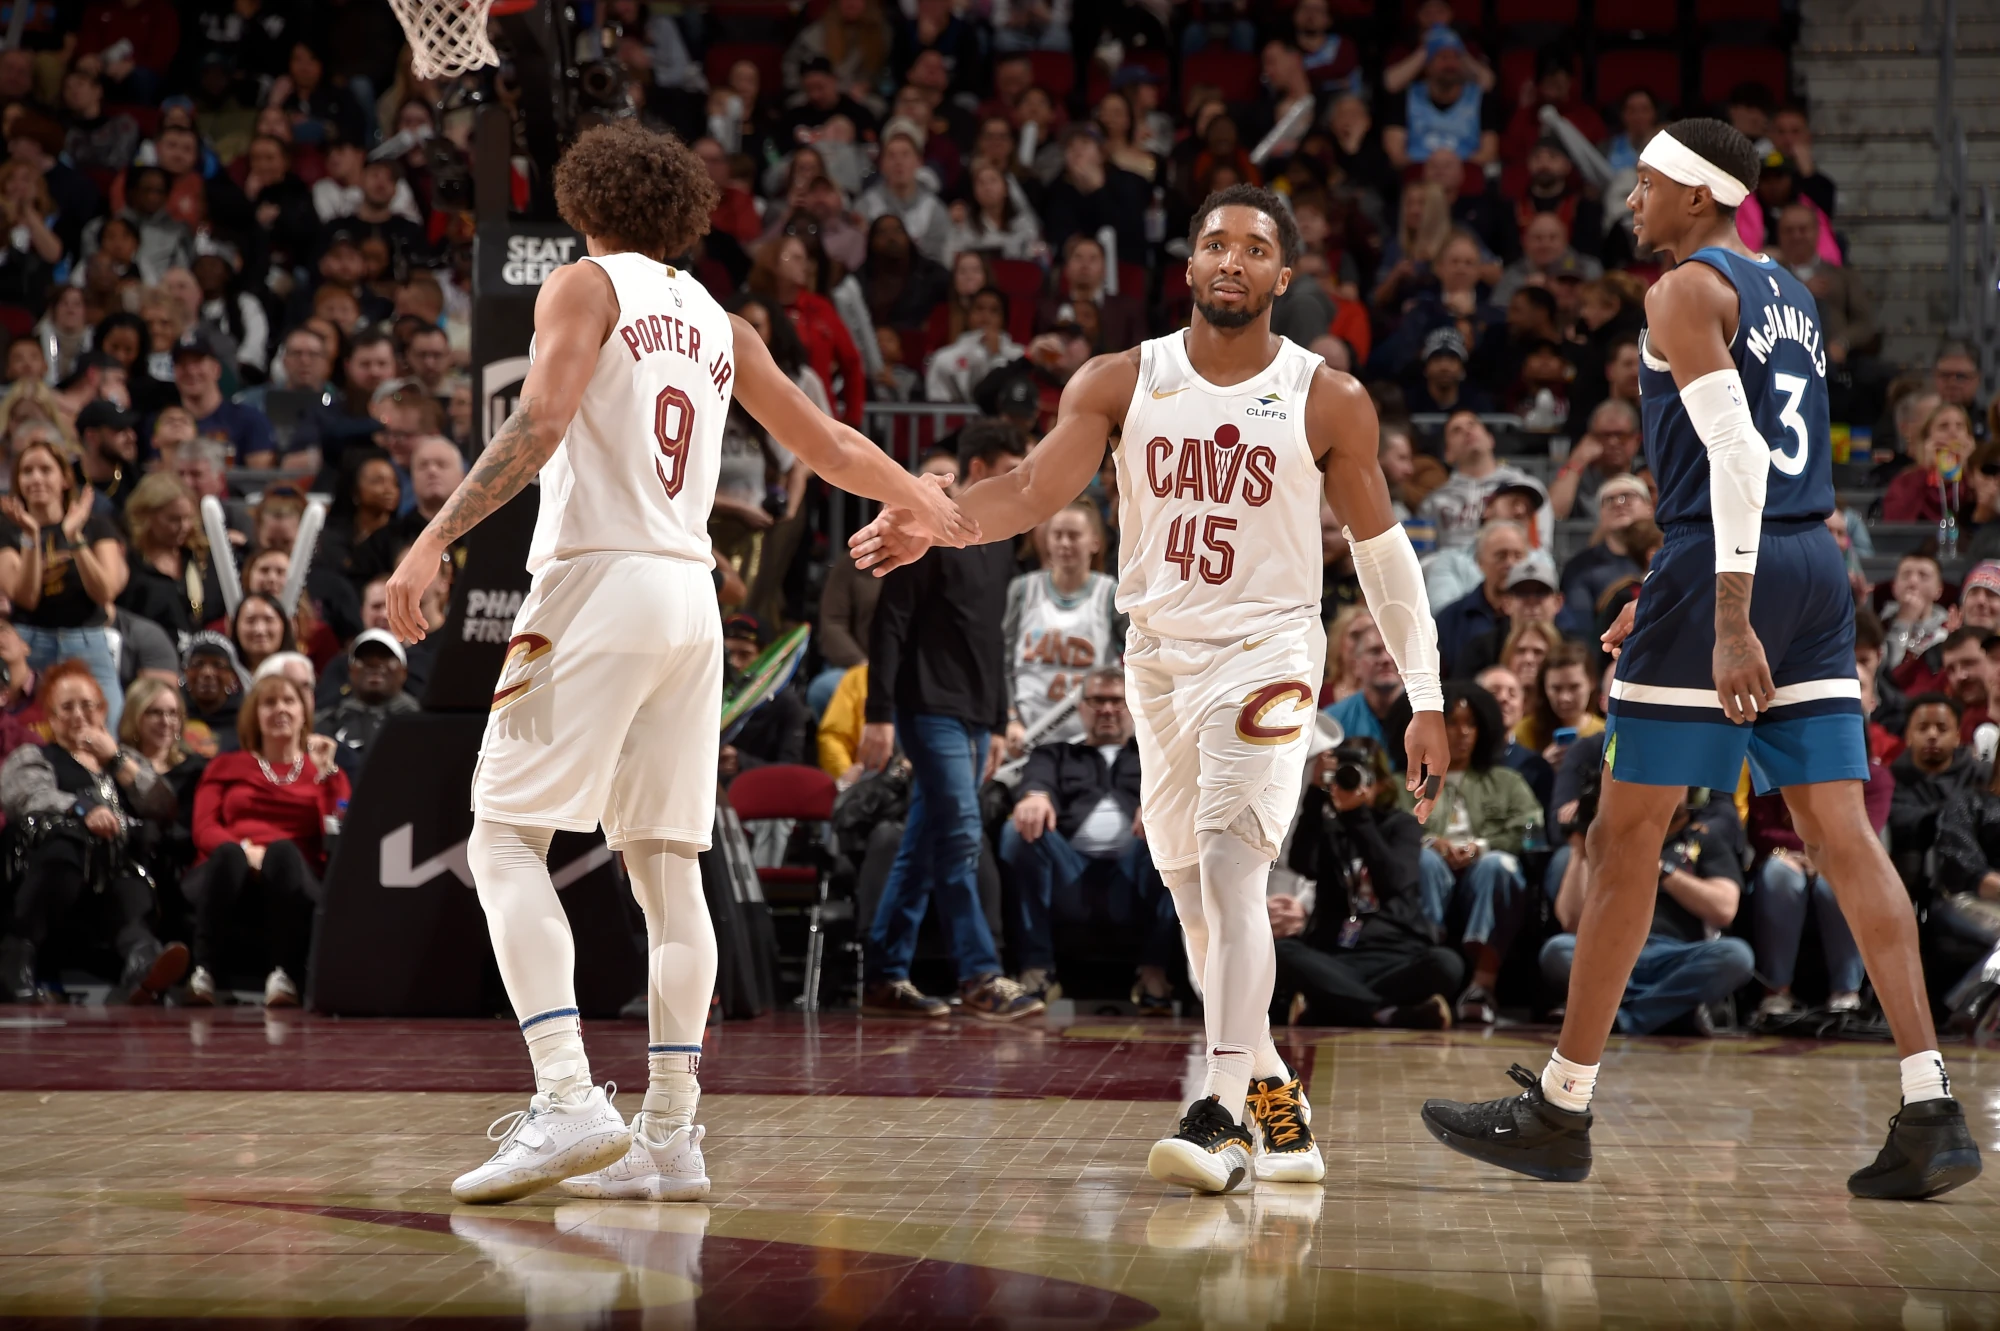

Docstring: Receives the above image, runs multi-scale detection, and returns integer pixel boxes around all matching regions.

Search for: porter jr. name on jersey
[615,306,735,400]
[1742,292,1828,377]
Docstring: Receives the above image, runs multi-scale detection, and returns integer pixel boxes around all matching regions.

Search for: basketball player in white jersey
[853,184,1451,1194]
[383,123,974,1206]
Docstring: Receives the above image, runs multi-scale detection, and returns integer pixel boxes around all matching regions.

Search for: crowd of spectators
[6,2,1997,1038]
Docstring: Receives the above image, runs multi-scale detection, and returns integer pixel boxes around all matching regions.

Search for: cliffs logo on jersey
[1743,298,1828,377]
[1235,680,1315,746]
[1142,424,1279,504]
[491,633,553,710]
[1246,391,1288,420]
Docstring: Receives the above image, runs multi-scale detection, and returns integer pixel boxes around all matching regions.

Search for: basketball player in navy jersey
[1420,120,1982,1199]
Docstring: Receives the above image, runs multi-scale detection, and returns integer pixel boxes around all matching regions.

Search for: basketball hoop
[390,0,502,80]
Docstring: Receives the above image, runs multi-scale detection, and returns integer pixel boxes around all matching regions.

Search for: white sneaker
[452,1085,632,1205]
[263,967,298,1007]
[1247,1072,1325,1184]
[1828,992,1863,1013]
[186,965,216,1006]
[560,1119,711,1201]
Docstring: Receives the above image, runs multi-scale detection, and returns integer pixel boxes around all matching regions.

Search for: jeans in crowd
[1420,847,1531,955]
[1540,932,1755,1034]
[19,624,123,730]
[1753,856,1867,996]
[866,710,1003,987]
[997,823,1177,974]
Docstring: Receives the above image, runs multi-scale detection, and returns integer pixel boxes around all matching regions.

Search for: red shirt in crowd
[193,750,351,873]
[1881,466,1951,523]
[783,290,866,424]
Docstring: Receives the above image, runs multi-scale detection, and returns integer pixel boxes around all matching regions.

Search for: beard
[1194,285,1276,329]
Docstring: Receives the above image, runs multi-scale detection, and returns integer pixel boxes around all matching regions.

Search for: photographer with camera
[1275,738,1464,1029]
[1541,785,1753,1035]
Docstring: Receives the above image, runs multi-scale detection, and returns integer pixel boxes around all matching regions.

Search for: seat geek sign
[477,222,582,290]
[499,233,578,285]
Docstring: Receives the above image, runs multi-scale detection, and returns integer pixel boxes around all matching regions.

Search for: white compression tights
[468,819,591,1100]
[625,839,716,1128]
[1162,823,1289,1123]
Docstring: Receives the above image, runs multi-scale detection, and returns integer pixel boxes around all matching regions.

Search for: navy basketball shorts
[1604,518,1868,794]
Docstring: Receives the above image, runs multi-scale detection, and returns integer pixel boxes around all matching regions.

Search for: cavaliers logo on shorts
[1235,681,1315,747]
[491,632,554,710]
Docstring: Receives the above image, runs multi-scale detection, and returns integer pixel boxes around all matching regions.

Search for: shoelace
[482,1083,618,1157]
[1504,1063,1540,1099]
[1246,1081,1304,1149]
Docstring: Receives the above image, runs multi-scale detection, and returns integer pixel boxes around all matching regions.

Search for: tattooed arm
[384,261,616,642]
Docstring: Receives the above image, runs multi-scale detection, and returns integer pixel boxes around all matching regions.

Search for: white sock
[627,840,715,1130]
[1192,824,1278,1124]
[522,1008,591,1101]
[468,819,591,1101]
[1900,1050,1952,1104]
[1540,1049,1598,1113]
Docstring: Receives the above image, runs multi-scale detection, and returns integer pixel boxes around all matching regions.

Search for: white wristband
[1346,523,1443,714]
[1679,367,1767,576]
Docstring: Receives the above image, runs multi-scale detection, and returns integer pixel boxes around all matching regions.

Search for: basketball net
[390,0,501,80]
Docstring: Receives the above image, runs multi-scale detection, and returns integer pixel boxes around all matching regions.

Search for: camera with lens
[1332,760,1369,791]
[1318,739,1379,793]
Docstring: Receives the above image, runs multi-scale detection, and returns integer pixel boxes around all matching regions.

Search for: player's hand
[1266,893,1307,939]
[1404,709,1449,822]
[906,471,980,549]
[849,508,932,575]
[1011,790,1056,842]
[1714,619,1776,724]
[386,534,444,644]
[856,722,895,772]
[1600,600,1638,660]
[851,473,977,574]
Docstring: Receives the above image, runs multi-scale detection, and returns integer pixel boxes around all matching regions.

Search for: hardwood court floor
[0,1010,1994,1328]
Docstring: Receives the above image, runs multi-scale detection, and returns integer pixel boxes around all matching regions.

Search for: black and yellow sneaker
[1847,1099,1983,1199]
[1419,1064,1593,1183]
[1147,1096,1255,1194]
[1246,1072,1325,1183]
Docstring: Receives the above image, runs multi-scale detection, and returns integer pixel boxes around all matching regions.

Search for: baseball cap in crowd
[1548,253,1587,281]
[350,627,408,666]
[723,613,764,647]
[1597,474,1651,505]
[1964,561,2000,600]
[1489,479,1545,514]
[1421,326,1468,365]
[76,399,140,432]
[323,225,363,252]
[880,115,927,151]
[1504,549,1559,594]
[996,376,1040,425]
[171,331,221,364]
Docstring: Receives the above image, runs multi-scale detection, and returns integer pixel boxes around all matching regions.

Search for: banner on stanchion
[471,219,582,446]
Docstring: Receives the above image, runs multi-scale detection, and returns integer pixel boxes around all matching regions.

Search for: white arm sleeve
[1681,367,1768,576]
[1345,523,1443,714]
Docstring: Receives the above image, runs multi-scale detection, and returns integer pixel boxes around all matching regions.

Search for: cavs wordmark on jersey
[1114,332,1325,643]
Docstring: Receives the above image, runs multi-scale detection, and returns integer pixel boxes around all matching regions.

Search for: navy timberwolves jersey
[1638,246,1834,526]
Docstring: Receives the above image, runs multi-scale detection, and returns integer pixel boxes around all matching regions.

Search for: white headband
[1639,133,1750,207]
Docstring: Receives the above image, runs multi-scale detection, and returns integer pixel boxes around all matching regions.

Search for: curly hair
[553,122,719,260]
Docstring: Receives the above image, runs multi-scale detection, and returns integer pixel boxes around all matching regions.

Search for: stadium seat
[1701,45,1789,105]
[1594,0,1678,34]
[992,259,1045,345]
[1031,50,1075,99]
[705,41,783,98]
[1495,0,1579,25]
[0,305,32,337]
[1405,0,1482,24]
[1596,49,1681,110]
[1117,261,1148,299]
[1697,0,1782,26]
[728,764,846,1012]
[1183,50,1259,103]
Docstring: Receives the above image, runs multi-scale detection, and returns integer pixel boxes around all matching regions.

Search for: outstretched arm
[1311,365,1448,817]
[733,314,978,549]
[1645,264,1772,724]
[850,352,1133,574]
[384,261,613,642]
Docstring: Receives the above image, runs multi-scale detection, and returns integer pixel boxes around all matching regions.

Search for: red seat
[1183,50,1259,103]
[0,305,33,337]
[1701,45,1788,105]
[729,764,837,823]
[1404,0,1481,23]
[1030,51,1074,98]
[1596,0,1677,33]
[1499,48,1538,103]
[1596,49,1681,110]
[1117,261,1148,299]
[728,764,846,1010]
[1495,0,1578,24]
[705,41,783,97]
[1697,0,1781,24]
[992,258,1046,345]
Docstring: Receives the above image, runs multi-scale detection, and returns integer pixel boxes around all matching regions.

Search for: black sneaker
[1847,1099,1983,1200]
[1245,1073,1324,1182]
[1419,1063,1593,1183]
[120,940,189,1005]
[1147,1095,1255,1194]
[860,979,948,1019]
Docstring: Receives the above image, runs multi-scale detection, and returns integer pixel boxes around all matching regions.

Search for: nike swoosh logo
[1243,633,1277,651]
[1152,387,1188,399]
[1493,1126,1513,1135]
[1735,546,1756,555]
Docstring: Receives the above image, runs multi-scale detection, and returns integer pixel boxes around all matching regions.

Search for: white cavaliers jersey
[525,251,737,573]
[1013,569,1119,741]
[1113,332,1325,641]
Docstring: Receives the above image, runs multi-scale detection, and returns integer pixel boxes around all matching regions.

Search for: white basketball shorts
[1125,613,1326,871]
[473,552,721,849]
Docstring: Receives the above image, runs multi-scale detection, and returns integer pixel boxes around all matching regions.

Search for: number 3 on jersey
[1165,514,1237,584]
[653,385,695,497]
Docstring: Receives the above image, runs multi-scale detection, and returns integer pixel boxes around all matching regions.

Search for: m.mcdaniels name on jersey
[1742,293,1828,378]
